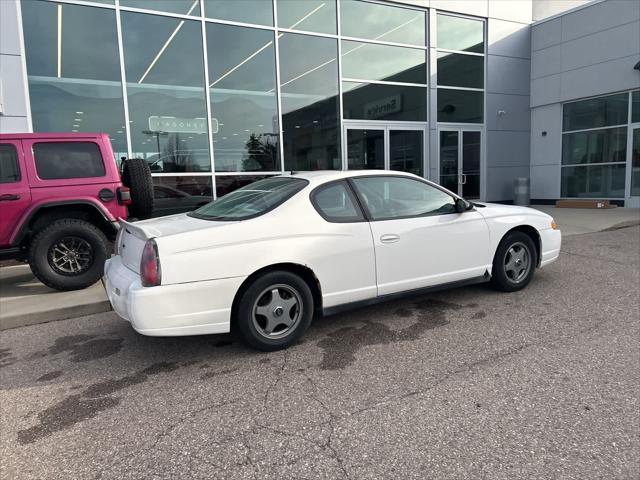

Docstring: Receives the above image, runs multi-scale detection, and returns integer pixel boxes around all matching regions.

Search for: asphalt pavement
[1,226,639,479]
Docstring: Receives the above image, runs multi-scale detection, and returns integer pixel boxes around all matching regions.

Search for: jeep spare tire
[121,158,154,219]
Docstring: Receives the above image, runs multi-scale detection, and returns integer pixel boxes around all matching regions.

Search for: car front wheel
[236,271,314,351]
[491,231,537,292]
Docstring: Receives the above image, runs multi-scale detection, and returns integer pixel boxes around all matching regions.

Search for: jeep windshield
[189,177,308,221]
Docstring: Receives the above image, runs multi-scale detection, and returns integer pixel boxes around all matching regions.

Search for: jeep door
[0,141,31,247]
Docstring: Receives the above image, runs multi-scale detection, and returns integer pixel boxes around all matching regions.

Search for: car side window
[352,176,457,220]
[0,144,21,184]
[311,181,364,223]
[33,142,106,180]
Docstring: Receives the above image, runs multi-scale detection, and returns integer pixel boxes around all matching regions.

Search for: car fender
[10,198,117,245]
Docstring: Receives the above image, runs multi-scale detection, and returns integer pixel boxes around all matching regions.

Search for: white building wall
[0,0,30,133]
[529,0,640,200]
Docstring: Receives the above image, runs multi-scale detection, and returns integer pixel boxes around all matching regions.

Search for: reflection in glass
[390,130,423,176]
[343,82,426,121]
[462,131,480,198]
[121,12,209,173]
[347,129,385,170]
[437,15,484,53]
[340,0,425,46]
[562,128,627,165]
[152,176,213,217]
[633,91,640,124]
[561,164,626,198]
[437,52,483,89]
[341,41,426,84]
[215,175,271,197]
[22,1,127,157]
[121,0,200,15]
[279,33,341,171]
[203,0,273,26]
[562,93,629,131]
[206,23,279,172]
[437,89,483,123]
[439,130,458,193]
[277,0,336,34]
[632,128,640,196]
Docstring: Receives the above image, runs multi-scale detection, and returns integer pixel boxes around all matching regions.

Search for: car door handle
[380,234,400,244]
[0,194,20,201]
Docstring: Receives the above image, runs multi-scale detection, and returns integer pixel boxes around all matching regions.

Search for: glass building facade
[20,0,487,213]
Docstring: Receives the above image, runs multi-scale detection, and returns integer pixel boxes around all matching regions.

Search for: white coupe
[104,171,561,350]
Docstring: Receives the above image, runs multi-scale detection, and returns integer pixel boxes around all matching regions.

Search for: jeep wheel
[28,219,109,291]
[121,158,154,220]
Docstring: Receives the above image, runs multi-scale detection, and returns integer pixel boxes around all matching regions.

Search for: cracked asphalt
[1,226,639,479]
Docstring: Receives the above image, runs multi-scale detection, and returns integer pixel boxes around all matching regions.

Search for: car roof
[289,169,421,186]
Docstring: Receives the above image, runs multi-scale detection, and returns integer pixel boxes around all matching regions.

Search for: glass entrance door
[438,128,482,199]
[345,124,425,176]
[631,127,640,198]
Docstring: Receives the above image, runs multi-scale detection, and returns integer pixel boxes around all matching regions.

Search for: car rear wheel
[491,231,537,292]
[236,271,314,351]
[28,218,109,291]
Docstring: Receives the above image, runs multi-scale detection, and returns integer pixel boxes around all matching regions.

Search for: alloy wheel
[48,236,94,275]
[503,241,531,284]
[252,284,303,339]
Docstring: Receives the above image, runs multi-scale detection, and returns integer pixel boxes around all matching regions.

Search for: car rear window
[0,144,21,183]
[190,177,308,221]
[33,142,106,180]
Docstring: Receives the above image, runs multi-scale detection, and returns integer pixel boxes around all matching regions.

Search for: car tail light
[117,186,132,205]
[140,239,161,287]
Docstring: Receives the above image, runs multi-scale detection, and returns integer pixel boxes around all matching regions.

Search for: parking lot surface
[1,227,639,479]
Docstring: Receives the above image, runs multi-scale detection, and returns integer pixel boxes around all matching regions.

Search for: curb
[0,300,112,331]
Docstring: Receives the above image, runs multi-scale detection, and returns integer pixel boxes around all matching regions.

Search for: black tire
[235,271,314,351]
[121,158,154,219]
[491,231,537,292]
[28,218,109,291]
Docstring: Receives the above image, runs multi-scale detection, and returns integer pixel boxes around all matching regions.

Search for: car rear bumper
[539,228,562,267]
[103,256,245,336]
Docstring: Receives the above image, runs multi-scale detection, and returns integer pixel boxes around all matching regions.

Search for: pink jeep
[0,133,153,291]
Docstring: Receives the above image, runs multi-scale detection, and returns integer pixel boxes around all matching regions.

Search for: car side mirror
[454,198,470,213]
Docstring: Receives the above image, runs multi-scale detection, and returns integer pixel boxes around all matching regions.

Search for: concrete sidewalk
[0,265,110,330]
[532,205,640,235]
[1,206,638,331]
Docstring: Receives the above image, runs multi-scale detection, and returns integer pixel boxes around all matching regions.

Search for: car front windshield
[189,177,308,221]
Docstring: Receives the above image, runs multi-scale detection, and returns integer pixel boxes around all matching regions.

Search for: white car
[104,170,561,351]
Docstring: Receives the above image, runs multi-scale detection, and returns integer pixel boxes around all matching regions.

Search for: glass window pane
[21,1,127,157]
[562,93,629,131]
[195,177,307,219]
[632,128,640,196]
[340,0,425,46]
[152,176,213,217]
[347,129,385,170]
[562,127,627,165]
[439,130,458,193]
[33,142,106,179]
[390,130,423,176]
[437,14,484,53]
[312,182,362,222]
[203,0,273,26]
[215,174,273,197]
[632,91,639,124]
[561,164,626,198]
[279,33,341,171]
[341,41,426,84]
[343,82,426,121]
[437,52,483,89]
[121,0,200,16]
[437,89,483,123]
[277,0,336,34]
[0,145,21,184]
[206,24,279,173]
[353,176,456,220]
[121,12,210,173]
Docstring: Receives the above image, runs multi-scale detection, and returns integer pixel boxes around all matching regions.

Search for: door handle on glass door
[459,174,467,185]
[380,234,400,243]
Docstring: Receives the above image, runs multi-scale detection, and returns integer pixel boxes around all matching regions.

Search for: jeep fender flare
[10,200,117,246]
